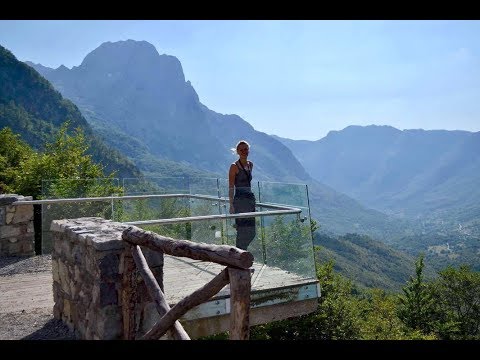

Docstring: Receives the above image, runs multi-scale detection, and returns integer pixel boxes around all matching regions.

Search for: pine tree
[397,254,435,334]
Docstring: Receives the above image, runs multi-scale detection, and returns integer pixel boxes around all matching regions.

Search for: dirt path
[0,272,53,313]
[0,256,75,340]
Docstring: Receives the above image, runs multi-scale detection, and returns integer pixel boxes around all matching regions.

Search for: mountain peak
[80,39,157,67]
[75,39,185,85]
[326,124,401,139]
[344,124,400,132]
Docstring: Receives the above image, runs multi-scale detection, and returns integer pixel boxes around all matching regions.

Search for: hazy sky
[1,20,479,140]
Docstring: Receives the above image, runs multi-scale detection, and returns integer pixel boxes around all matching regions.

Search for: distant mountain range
[273,125,480,238]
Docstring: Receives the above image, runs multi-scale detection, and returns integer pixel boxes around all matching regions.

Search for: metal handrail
[11,193,303,225]
[11,193,298,211]
[12,193,188,204]
[125,209,301,226]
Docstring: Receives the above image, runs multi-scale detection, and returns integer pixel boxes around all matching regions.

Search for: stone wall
[50,217,164,340]
[0,194,35,256]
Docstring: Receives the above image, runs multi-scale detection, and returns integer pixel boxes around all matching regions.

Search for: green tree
[12,122,121,199]
[0,127,34,193]
[310,218,319,234]
[250,249,440,340]
[358,288,433,339]
[430,265,480,339]
[311,259,362,339]
[250,258,362,340]
[2,123,125,253]
[397,254,435,334]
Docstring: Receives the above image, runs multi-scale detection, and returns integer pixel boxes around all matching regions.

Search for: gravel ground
[0,254,53,276]
[0,255,76,340]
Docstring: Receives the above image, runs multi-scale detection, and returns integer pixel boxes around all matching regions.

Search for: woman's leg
[234,195,256,250]
[236,218,256,250]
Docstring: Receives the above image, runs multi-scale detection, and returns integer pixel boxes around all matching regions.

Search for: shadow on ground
[0,255,52,276]
[22,318,76,340]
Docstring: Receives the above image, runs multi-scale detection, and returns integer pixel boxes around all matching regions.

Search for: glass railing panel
[41,178,120,254]
[122,177,189,196]
[42,177,121,199]
[216,178,234,247]
[189,178,225,245]
[120,177,190,239]
[257,181,309,208]
[39,177,316,280]
[120,196,190,240]
[258,181,316,280]
[260,213,316,278]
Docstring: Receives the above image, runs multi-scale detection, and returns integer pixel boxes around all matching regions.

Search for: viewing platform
[6,177,320,339]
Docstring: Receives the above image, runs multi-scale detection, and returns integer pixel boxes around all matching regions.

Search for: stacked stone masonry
[0,194,35,256]
[50,217,164,340]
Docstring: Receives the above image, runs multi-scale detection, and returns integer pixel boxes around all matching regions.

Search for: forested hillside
[0,45,140,179]
[313,232,437,291]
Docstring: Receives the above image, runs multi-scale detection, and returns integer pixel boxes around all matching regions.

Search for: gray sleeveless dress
[233,160,256,250]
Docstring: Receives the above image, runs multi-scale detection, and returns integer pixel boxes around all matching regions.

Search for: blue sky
[1,20,479,140]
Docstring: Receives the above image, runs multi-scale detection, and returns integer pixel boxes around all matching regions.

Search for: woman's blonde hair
[230,140,250,154]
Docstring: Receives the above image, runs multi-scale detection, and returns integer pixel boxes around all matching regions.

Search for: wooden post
[228,268,251,340]
[122,243,138,340]
[142,268,230,340]
[131,245,190,340]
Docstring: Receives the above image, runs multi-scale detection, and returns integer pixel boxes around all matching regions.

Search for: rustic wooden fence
[121,226,254,340]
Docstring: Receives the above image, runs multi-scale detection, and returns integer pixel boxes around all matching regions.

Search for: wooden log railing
[122,225,253,340]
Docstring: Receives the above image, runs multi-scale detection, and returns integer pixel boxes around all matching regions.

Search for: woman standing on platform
[228,140,256,250]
